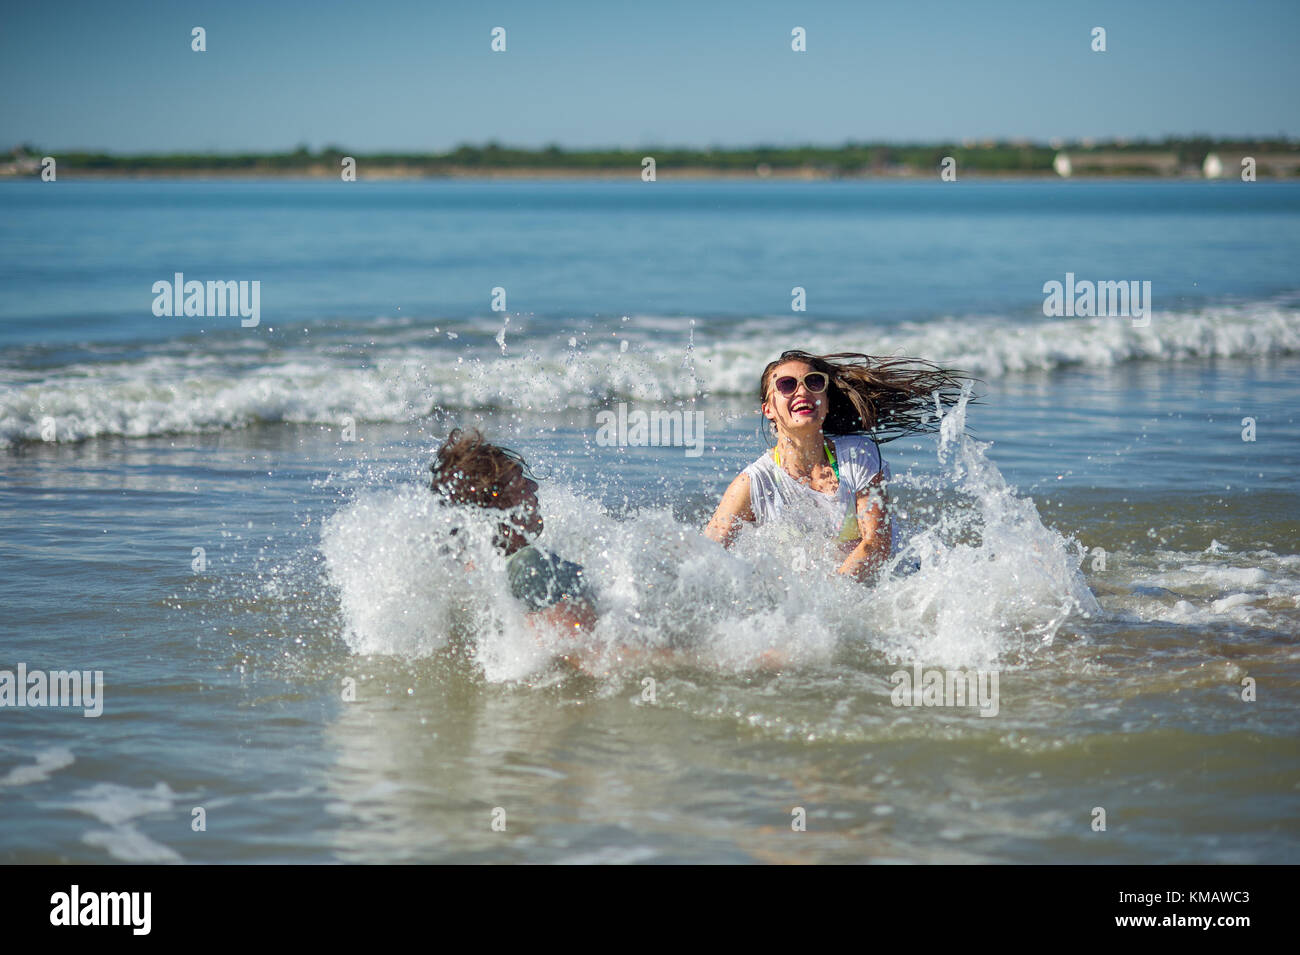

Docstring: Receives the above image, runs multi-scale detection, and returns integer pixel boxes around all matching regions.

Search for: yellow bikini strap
[772,442,839,479]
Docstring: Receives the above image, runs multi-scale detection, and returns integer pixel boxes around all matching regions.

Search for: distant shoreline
[3,166,1281,182]
[6,166,1065,181]
[5,138,1297,180]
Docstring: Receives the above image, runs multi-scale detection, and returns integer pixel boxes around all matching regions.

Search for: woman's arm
[704,472,755,548]
[837,476,890,581]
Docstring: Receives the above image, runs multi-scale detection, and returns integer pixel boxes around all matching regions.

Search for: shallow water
[1,180,1298,862]
[2,359,1296,863]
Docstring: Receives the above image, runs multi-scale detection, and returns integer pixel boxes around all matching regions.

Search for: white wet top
[742,434,894,544]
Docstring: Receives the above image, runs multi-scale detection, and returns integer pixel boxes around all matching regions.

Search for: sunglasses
[771,371,829,396]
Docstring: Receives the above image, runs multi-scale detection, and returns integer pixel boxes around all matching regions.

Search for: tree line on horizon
[7,137,1297,174]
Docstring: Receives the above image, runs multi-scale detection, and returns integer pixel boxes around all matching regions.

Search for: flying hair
[759,350,976,443]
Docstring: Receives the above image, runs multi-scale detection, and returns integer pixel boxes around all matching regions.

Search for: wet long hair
[430,427,533,509]
[759,350,975,444]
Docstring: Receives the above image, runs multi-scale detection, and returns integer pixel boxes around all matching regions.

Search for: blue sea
[1,179,1297,863]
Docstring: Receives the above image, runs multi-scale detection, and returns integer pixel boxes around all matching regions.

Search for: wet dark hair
[430,427,533,509]
[759,350,975,443]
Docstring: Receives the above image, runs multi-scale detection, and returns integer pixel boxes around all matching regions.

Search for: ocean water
[1,180,1297,863]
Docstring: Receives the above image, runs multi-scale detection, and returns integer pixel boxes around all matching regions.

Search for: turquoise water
[1,180,1297,862]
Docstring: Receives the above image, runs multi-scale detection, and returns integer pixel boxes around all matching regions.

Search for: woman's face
[763,360,829,436]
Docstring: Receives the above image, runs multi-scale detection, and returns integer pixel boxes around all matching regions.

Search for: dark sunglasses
[772,371,829,396]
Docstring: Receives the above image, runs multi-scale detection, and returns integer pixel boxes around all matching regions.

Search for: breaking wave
[5,299,1297,447]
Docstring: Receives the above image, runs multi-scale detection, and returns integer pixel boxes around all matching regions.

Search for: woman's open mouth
[790,399,816,416]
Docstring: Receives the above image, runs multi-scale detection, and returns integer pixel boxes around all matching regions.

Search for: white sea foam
[82,825,184,863]
[1123,550,1300,630]
[42,781,184,862]
[4,301,1298,446]
[0,747,75,787]
[320,389,1099,678]
[50,781,178,826]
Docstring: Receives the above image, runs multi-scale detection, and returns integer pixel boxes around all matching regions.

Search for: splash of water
[320,388,1099,679]
[866,384,1101,669]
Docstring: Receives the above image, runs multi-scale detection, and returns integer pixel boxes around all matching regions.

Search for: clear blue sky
[2,0,1296,153]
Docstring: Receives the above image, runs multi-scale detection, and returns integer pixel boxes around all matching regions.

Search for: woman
[704,350,970,581]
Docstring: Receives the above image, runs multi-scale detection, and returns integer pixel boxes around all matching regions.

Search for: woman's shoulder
[742,449,776,477]
[829,433,881,461]
[829,433,889,484]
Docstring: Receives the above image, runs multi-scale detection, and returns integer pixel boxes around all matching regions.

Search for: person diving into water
[430,428,597,636]
[430,428,683,673]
